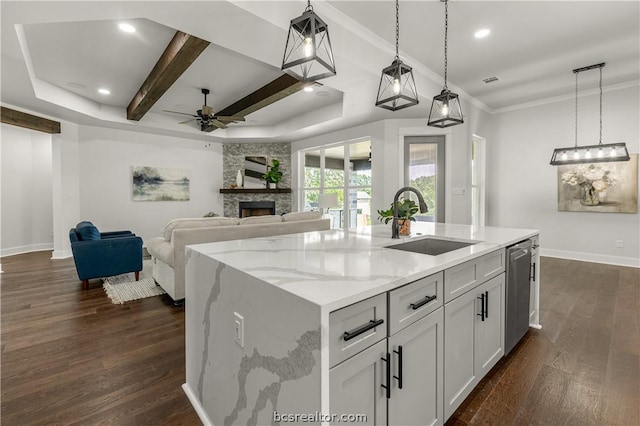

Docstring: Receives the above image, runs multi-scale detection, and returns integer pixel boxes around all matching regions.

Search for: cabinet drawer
[389,272,443,336]
[329,293,387,368]
[444,249,505,303]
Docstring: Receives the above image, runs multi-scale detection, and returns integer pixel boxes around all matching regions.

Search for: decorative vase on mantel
[236,170,243,188]
[579,184,599,206]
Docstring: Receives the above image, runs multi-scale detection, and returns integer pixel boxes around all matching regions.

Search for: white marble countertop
[186,222,538,312]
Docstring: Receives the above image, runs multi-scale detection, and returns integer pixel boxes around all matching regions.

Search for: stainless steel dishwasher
[505,239,532,355]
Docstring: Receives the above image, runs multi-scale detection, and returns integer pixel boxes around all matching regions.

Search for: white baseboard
[51,249,72,259]
[182,383,214,426]
[541,248,640,268]
[1,243,53,258]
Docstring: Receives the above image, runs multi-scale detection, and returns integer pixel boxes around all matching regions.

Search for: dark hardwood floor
[1,252,638,425]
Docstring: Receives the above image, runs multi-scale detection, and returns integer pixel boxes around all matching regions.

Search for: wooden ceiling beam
[126,31,210,121]
[216,74,305,119]
[1,106,61,134]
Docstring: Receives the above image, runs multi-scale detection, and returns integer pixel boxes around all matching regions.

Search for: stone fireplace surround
[222,143,292,217]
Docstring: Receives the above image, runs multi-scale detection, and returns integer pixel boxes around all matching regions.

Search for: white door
[443,289,479,420]
[330,339,388,425]
[474,274,505,377]
[388,308,444,426]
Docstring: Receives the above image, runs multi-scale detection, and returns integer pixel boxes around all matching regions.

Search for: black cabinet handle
[381,353,391,399]
[342,319,384,342]
[484,290,489,319]
[393,345,403,389]
[477,293,485,321]
[409,295,437,310]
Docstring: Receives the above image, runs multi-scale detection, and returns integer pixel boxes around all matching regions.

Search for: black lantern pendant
[282,0,336,83]
[375,0,419,111]
[550,63,630,165]
[428,0,464,128]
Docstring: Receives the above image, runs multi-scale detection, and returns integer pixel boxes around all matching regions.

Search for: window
[301,140,372,229]
[404,136,445,222]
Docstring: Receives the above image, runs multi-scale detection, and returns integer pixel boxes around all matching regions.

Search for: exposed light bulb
[393,78,401,95]
[303,37,313,58]
[597,148,604,158]
[610,147,617,157]
[585,150,592,159]
[573,150,580,160]
[561,152,568,160]
[441,103,449,116]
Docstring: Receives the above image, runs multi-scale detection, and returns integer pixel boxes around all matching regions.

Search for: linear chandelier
[281,0,336,83]
[427,0,463,128]
[550,63,630,165]
[375,0,419,111]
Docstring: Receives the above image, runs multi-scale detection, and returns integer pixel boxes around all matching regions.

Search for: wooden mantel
[220,188,292,194]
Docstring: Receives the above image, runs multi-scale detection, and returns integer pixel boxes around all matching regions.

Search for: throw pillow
[75,221,101,241]
[281,211,322,222]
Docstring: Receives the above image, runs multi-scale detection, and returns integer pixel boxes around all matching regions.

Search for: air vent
[482,76,499,84]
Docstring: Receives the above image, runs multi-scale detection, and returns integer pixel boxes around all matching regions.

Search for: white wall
[487,85,640,267]
[77,126,224,244]
[1,123,54,256]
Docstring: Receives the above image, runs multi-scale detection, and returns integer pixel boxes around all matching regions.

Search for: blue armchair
[69,221,143,289]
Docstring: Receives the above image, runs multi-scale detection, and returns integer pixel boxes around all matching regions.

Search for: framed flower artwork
[558,154,638,213]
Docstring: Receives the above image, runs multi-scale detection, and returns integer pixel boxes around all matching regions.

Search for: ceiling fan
[163,88,245,132]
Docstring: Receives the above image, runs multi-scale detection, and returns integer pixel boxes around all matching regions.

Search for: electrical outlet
[616,240,624,248]
[234,312,244,348]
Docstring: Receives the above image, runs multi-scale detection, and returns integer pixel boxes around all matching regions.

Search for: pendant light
[375,0,419,111]
[427,0,463,128]
[282,0,336,83]
[550,63,630,165]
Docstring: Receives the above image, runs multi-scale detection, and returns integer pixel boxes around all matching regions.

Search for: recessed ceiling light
[474,29,490,39]
[98,88,111,95]
[118,23,136,33]
[303,86,314,92]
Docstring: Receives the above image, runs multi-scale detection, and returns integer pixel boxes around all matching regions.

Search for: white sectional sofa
[146,212,330,303]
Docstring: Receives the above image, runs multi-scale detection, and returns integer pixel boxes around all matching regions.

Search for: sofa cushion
[238,215,283,225]
[75,221,101,241]
[163,217,239,241]
[281,211,322,222]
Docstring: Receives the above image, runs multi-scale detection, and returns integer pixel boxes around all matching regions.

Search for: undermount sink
[385,237,478,256]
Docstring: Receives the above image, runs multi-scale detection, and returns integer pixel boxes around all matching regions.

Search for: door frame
[404,135,446,222]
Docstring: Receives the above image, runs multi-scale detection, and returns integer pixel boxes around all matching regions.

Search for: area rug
[102,260,165,304]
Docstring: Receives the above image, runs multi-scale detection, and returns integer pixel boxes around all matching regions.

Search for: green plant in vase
[263,159,283,189]
[377,198,419,236]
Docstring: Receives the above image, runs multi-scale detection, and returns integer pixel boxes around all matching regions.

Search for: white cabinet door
[443,289,478,420]
[330,339,388,426]
[388,308,444,426]
[474,274,505,378]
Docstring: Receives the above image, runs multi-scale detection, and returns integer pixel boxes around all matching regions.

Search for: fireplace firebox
[239,201,276,218]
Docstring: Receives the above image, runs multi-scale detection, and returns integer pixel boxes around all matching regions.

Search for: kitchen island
[183,222,540,425]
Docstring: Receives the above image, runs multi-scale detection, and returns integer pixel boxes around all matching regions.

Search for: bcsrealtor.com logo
[273,411,367,423]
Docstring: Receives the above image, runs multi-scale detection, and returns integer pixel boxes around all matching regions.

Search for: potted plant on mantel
[377,198,419,236]
[263,159,283,189]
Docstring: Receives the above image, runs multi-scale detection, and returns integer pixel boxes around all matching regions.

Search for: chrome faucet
[391,187,428,239]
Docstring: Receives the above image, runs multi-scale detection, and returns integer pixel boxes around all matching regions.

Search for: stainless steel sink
[385,237,478,256]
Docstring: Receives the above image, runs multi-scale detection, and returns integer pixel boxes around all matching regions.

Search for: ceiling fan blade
[210,119,228,129]
[178,118,197,124]
[216,115,245,122]
[163,110,197,117]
